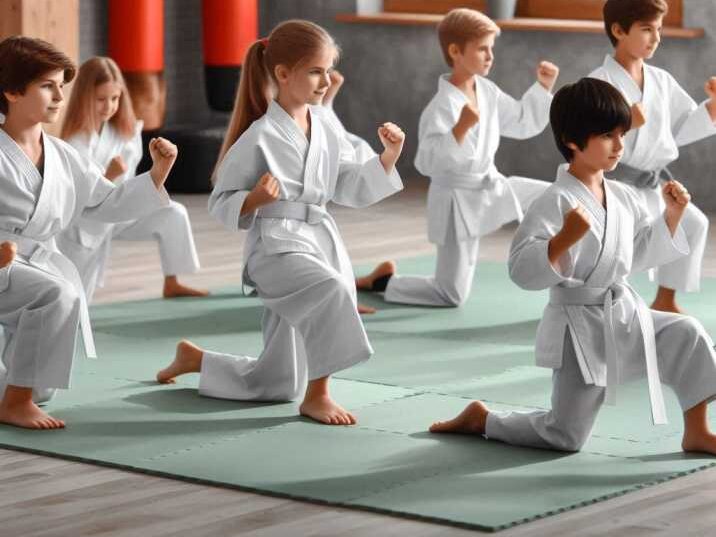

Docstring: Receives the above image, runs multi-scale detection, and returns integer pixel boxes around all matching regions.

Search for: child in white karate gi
[156,20,405,425]
[0,37,178,430]
[57,57,206,302]
[589,0,716,314]
[356,8,558,307]
[430,78,716,455]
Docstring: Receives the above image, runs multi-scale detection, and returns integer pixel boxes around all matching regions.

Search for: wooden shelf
[336,13,704,39]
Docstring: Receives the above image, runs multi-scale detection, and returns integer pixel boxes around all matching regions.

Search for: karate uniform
[590,55,716,292]
[56,122,200,301]
[485,167,716,452]
[0,125,169,402]
[384,75,552,307]
[200,101,402,401]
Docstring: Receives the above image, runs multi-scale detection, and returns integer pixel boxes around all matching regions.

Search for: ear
[3,90,20,104]
[274,64,290,85]
[447,43,461,62]
[611,22,628,41]
[566,141,579,152]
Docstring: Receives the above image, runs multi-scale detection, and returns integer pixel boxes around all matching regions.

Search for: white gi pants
[486,311,716,452]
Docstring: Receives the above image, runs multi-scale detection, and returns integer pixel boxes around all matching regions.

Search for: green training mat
[2,257,716,532]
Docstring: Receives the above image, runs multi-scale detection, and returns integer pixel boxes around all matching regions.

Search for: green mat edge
[2,436,714,533]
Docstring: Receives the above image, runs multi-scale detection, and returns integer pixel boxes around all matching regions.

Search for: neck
[567,159,605,189]
[0,113,43,146]
[613,48,644,82]
[448,67,475,94]
[276,93,309,124]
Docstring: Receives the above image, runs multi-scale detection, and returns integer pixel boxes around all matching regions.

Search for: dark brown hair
[603,0,668,47]
[0,36,75,114]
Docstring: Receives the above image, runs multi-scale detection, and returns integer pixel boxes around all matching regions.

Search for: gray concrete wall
[79,0,716,209]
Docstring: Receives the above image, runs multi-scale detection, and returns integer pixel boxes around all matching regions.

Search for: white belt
[0,231,97,359]
[257,201,327,225]
[550,284,667,425]
[431,173,496,190]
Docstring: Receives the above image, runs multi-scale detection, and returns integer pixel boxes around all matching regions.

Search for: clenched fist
[241,172,280,217]
[536,61,560,92]
[378,122,405,173]
[561,205,591,245]
[0,241,17,269]
[630,102,646,130]
[148,137,178,188]
[105,155,128,181]
[705,77,716,100]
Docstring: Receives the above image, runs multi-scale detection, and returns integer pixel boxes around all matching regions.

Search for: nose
[53,86,63,103]
[321,72,330,88]
[614,136,624,152]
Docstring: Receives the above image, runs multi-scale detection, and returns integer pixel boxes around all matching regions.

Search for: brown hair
[214,19,338,179]
[61,56,137,141]
[0,36,75,115]
[438,8,500,67]
[603,0,668,47]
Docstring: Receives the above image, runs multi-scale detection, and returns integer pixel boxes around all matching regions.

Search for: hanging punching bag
[202,0,258,112]
[109,0,166,130]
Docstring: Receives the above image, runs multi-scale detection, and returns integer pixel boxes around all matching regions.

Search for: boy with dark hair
[0,36,178,430]
[591,0,716,313]
[356,8,558,307]
[430,78,716,455]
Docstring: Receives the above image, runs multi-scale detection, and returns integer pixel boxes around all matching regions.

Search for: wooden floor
[4,180,716,537]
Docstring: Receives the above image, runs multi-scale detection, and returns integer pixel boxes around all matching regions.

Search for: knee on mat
[439,284,470,307]
[551,427,590,452]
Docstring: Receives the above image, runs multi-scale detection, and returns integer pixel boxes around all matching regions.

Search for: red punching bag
[202,0,258,112]
[109,0,166,130]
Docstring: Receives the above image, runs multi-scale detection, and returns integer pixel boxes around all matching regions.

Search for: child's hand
[323,69,345,107]
[457,103,480,130]
[662,179,690,214]
[105,155,127,181]
[630,102,646,130]
[705,77,716,100]
[378,122,405,155]
[148,137,178,188]
[250,172,280,209]
[378,122,405,173]
[536,61,560,92]
[0,241,17,269]
[561,205,591,245]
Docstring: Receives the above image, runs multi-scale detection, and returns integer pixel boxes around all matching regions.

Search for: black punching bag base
[205,65,242,112]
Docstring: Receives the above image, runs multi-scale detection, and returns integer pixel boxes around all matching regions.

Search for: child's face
[4,69,65,124]
[571,128,626,172]
[451,34,495,77]
[277,45,336,107]
[614,16,663,60]
[94,81,122,124]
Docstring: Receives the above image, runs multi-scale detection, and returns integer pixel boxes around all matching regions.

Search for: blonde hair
[61,56,137,141]
[438,8,500,67]
[214,19,338,179]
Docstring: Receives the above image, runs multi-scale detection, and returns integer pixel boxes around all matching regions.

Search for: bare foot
[0,386,65,430]
[0,241,17,268]
[429,401,489,435]
[156,340,203,383]
[300,395,357,425]
[355,260,396,291]
[682,431,716,455]
[163,276,209,299]
[358,303,376,315]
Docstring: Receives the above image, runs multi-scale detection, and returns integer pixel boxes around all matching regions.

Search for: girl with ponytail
[57,57,206,302]
[157,20,406,425]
